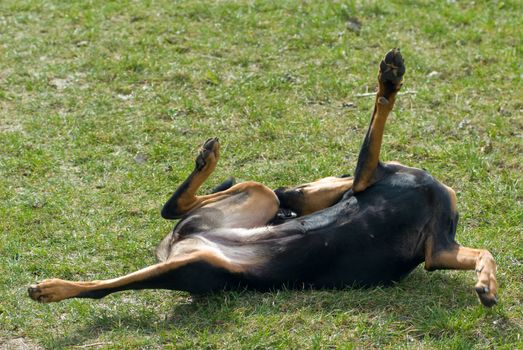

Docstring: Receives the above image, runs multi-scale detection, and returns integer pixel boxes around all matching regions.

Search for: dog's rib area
[167,234,272,267]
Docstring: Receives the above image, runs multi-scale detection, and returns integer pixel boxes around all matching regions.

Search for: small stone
[117,93,133,101]
[49,78,69,90]
[498,106,510,116]
[32,199,46,209]
[134,153,148,164]
[458,119,470,129]
[346,18,362,33]
[427,71,440,79]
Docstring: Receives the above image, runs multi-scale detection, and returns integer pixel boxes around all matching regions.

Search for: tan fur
[291,177,354,215]
[353,70,400,193]
[28,251,245,303]
[425,245,497,305]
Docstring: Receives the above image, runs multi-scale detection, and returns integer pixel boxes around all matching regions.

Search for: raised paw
[379,48,405,94]
[475,253,498,307]
[28,279,79,303]
[195,137,220,172]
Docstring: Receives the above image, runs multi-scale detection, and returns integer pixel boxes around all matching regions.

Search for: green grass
[1,0,522,349]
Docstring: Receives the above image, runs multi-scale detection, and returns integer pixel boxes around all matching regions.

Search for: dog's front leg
[353,49,405,193]
[425,243,498,307]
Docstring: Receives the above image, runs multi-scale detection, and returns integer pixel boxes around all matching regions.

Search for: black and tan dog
[28,49,498,307]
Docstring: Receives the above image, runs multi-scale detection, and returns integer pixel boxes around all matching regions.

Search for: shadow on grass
[46,267,517,348]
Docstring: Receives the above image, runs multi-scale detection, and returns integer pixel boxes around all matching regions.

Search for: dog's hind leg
[353,49,405,193]
[161,138,223,219]
[161,138,279,226]
[28,251,244,303]
[192,181,280,230]
[275,176,354,216]
[28,182,278,303]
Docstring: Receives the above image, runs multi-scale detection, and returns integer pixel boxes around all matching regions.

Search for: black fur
[211,177,235,193]
[102,164,457,296]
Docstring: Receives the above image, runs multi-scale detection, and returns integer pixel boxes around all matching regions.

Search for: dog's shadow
[49,269,506,347]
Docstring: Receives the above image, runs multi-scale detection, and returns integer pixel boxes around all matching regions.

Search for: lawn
[0,0,521,349]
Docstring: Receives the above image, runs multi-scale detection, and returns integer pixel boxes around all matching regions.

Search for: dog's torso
[157,164,456,293]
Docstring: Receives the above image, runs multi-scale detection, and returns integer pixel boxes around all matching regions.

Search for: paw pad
[379,48,405,85]
[195,138,220,171]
